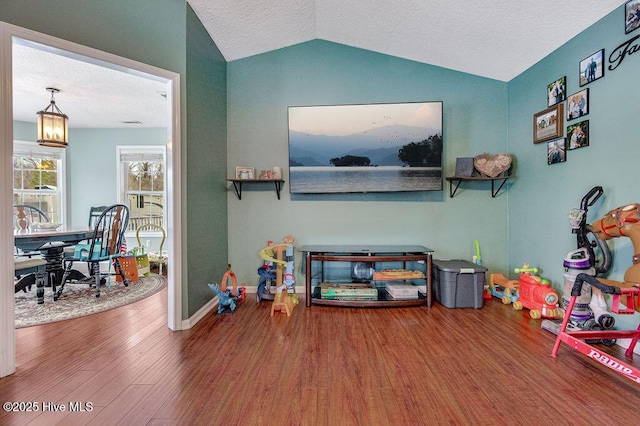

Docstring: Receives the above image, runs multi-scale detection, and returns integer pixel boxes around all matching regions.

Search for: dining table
[14,226,95,303]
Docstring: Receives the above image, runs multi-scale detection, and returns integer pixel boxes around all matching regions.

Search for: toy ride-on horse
[552,203,640,384]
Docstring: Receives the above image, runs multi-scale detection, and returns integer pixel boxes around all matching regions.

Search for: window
[116,146,166,232]
[13,141,66,223]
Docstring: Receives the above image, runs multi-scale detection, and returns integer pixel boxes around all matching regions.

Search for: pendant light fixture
[36,87,69,148]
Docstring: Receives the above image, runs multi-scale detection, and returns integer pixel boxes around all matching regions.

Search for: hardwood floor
[1,289,639,425]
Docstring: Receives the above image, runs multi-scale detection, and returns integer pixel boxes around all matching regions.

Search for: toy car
[512,266,563,320]
[488,272,520,304]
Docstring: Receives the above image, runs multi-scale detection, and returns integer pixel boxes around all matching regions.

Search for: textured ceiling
[188,0,624,81]
[12,1,624,129]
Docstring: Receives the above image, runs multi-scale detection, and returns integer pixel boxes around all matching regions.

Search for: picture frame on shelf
[567,120,589,150]
[579,49,604,86]
[567,89,589,121]
[547,76,566,107]
[235,166,255,179]
[547,138,566,165]
[625,0,640,34]
[533,104,564,144]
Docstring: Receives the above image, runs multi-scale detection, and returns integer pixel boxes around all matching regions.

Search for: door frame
[0,21,183,377]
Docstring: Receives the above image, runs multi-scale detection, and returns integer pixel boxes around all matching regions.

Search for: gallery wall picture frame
[567,88,589,121]
[533,103,564,144]
[547,76,566,107]
[625,0,640,34]
[547,138,567,165]
[567,120,589,150]
[235,166,255,179]
[579,49,604,86]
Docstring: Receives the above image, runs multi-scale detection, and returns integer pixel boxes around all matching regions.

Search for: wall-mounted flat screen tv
[288,101,443,194]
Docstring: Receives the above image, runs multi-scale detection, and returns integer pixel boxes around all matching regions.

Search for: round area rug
[14,274,166,328]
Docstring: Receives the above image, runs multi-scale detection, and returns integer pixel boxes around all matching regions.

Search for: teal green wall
[508,7,639,327]
[3,0,228,319]
[227,40,510,286]
[184,5,228,316]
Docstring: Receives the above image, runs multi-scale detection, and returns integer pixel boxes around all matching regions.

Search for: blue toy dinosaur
[208,283,238,314]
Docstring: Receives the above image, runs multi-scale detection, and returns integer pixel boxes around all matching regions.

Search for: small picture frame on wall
[579,49,604,86]
[235,166,255,179]
[567,89,589,120]
[625,0,640,34]
[567,120,589,150]
[547,76,566,107]
[547,138,566,165]
[533,104,564,144]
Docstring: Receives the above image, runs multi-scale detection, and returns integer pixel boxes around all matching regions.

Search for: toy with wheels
[552,204,640,384]
[512,265,563,320]
[208,264,246,314]
[488,272,520,304]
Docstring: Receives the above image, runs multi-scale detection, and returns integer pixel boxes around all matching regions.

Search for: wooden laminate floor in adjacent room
[1,288,639,425]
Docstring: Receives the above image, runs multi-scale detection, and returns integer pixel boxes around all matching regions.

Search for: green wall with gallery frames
[507,6,640,330]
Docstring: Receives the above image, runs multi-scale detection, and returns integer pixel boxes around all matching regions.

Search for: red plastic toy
[512,265,563,320]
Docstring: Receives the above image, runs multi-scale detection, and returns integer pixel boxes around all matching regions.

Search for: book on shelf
[320,282,378,300]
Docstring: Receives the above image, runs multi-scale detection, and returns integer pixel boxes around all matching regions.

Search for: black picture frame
[567,120,589,150]
[547,138,566,165]
[567,88,589,121]
[287,101,444,194]
[579,50,604,86]
[625,0,640,34]
[547,76,566,107]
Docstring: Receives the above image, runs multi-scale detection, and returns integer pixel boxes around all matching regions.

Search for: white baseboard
[181,295,218,329]
[179,285,306,329]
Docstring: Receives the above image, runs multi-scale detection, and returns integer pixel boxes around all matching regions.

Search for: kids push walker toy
[551,203,640,384]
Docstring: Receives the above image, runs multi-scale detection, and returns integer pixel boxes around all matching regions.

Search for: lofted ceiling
[12,1,624,129]
[187,0,624,81]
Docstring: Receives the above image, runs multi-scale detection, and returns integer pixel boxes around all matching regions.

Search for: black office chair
[56,204,131,299]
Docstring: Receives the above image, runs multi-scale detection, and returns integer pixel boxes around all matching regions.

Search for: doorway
[1,22,182,377]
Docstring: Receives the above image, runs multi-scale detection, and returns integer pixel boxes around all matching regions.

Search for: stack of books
[320,283,378,301]
[385,282,419,300]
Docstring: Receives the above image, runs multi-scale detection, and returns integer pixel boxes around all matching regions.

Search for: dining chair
[135,223,168,275]
[13,205,50,257]
[13,204,49,229]
[63,205,110,258]
[88,205,108,227]
[56,204,131,299]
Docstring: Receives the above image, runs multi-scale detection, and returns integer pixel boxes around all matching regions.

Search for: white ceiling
[12,40,169,129]
[12,1,624,129]
[188,0,624,81]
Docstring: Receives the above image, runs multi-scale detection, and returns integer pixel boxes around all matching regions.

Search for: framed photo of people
[547,138,566,165]
[625,0,640,34]
[567,120,589,150]
[567,89,589,121]
[579,50,604,86]
[533,104,564,144]
[547,76,566,107]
